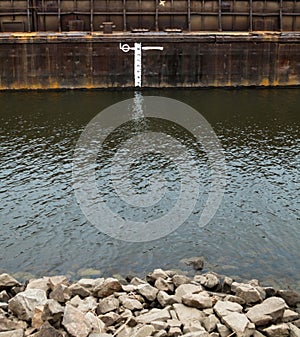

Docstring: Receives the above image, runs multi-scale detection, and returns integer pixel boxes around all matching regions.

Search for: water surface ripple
[0,89,299,290]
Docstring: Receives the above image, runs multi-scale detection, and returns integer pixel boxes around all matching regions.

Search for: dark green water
[0,89,299,290]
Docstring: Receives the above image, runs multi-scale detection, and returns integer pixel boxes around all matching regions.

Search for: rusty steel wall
[0,32,299,90]
[1,0,300,33]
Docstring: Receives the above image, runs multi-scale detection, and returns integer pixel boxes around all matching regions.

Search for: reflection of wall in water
[1,1,300,32]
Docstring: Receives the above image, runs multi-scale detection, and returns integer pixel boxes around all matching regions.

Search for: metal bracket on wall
[120,43,163,87]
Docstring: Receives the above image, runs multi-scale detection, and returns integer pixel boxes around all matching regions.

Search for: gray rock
[69,283,91,298]
[62,304,91,337]
[77,278,104,290]
[136,307,171,324]
[132,324,155,337]
[30,321,63,337]
[26,278,50,292]
[97,296,119,314]
[49,284,71,303]
[289,323,300,337]
[130,278,147,286]
[223,295,245,305]
[0,274,20,289]
[277,289,300,307]
[147,269,169,281]
[183,256,205,271]
[222,312,255,337]
[213,300,243,319]
[8,288,47,321]
[48,276,69,290]
[0,329,24,337]
[157,291,178,307]
[119,295,143,311]
[235,283,265,304]
[175,284,202,299]
[0,315,27,332]
[263,323,289,337]
[222,277,233,294]
[246,297,286,326]
[98,312,121,326]
[172,275,191,287]
[0,291,10,303]
[264,287,276,298]
[137,284,158,302]
[151,321,168,330]
[282,309,299,323]
[173,303,205,324]
[182,320,206,334]
[154,278,174,293]
[42,299,64,322]
[153,330,167,337]
[203,314,220,333]
[85,312,105,334]
[293,319,300,328]
[182,293,213,309]
[94,278,122,298]
[168,326,181,337]
[216,323,232,337]
[70,295,97,313]
[196,273,220,289]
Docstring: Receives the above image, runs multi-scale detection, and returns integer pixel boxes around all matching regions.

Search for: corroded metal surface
[1,0,300,33]
[0,32,299,90]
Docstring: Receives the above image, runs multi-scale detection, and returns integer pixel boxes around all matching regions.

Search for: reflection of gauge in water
[72,95,226,242]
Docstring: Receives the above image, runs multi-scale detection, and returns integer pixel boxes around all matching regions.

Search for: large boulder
[234,283,265,305]
[222,312,255,337]
[8,289,47,321]
[173,303,205,324]
[246,297,286,326]
[62,304,91,337]
[214,300,243,319]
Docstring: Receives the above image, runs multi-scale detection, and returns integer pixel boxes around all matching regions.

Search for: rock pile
[0,269,300,337]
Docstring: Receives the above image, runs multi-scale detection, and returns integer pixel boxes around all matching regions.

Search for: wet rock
[183,256,205,271]
[0,329,24,337]
[277,289,300,307]
[173,303,205,324]
[235,283,266,304]
[246,297,286,326]
[136,307,171,324]
[26,278,50,292]
[263,323,289,337]
[182,293,213,309]
[8,289,47,321]
[97,296,119,314]
[222,312,255,337]
[62,304,91,337]
[94,278,122,298]
[214,300,243,319]
[264,287,276,298]
[0,274,20,289]
[137,284,158,302]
